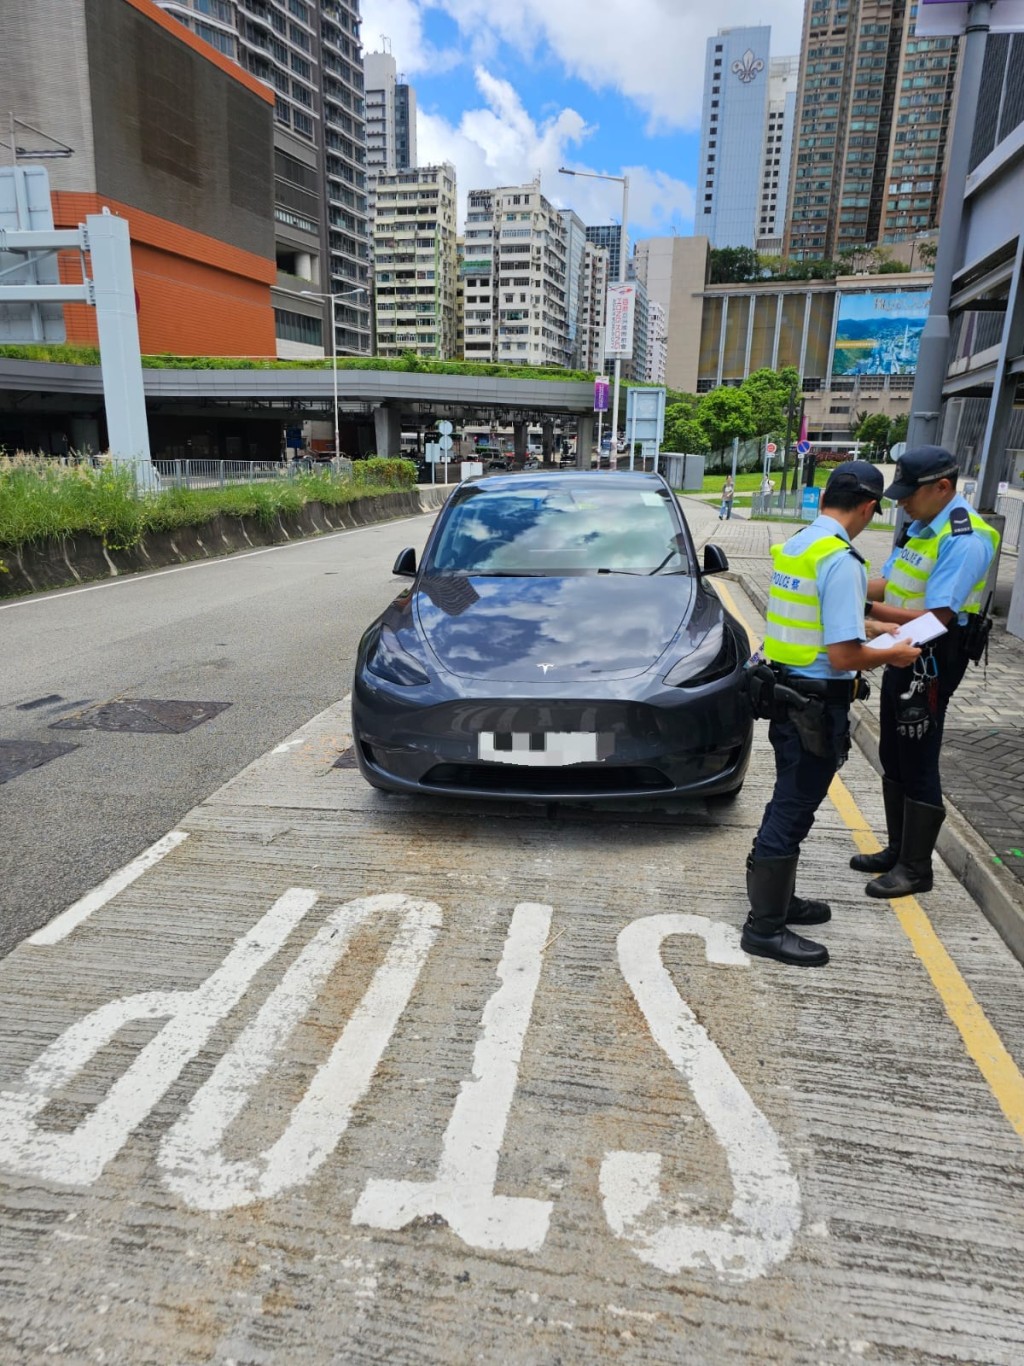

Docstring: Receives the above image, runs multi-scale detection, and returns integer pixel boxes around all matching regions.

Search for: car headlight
[662,622,736,687]
[365,626,431,687]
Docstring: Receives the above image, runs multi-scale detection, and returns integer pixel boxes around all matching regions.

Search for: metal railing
[995,494,1022,555]
[751,489,898,525]
[144,456,353,489]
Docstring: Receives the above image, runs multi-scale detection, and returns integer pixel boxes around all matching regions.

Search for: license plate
[478,731,600,767]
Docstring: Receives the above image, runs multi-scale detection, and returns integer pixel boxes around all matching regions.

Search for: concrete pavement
[685,496,1024,964]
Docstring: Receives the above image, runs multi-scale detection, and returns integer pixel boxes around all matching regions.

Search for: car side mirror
[393,547,417,577]
[702,544,729,576]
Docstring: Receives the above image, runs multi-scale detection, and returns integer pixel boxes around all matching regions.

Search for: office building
[373,163,457,360]
[461,181,569,366]
[632,235,711,393]
[159,0,371,355]
[585,224,630,287]
[1,0,276,356]
[785,0,959,260]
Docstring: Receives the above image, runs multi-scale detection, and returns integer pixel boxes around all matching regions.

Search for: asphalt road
[0,512,436,958]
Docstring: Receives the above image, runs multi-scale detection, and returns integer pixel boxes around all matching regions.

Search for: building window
[274,309,323,347]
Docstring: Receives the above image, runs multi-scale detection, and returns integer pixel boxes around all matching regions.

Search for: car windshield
[425,483,692,576]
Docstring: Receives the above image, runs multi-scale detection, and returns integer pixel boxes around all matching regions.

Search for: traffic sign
[889,441,907,462]
[796,439,811,455]
[765,442,777,455]
[438,435,453,452]
[438,420,453,436]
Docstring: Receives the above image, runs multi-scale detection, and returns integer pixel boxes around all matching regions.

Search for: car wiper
[472,570,548,577]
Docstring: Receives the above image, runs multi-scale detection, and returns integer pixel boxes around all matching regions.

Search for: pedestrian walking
[719,476,735,520]
[854,445,1000,898]
[743,462,921,967]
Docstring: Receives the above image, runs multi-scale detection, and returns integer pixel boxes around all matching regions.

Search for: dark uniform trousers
[755,701,851,860]
[878,636,969,808]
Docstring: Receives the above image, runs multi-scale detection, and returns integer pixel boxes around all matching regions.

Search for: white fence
[146,457,353,489]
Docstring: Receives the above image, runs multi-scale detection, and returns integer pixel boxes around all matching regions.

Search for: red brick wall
[53,192,277,357]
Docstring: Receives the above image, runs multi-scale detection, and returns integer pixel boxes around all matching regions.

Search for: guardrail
[751,490,897,525]
[995,494,1022,555]
[144,457,354,489]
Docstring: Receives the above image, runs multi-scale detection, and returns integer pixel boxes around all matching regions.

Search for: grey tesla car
[352,472,753,801]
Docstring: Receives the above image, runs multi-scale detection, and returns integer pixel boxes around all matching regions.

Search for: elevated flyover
[0,358,598,461]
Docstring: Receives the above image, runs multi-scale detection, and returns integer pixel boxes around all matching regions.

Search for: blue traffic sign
[796,439,811,455]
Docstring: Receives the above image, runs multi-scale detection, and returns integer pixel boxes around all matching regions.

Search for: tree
[741,366,800,436]
[664,403,708,453]
[854,411,896,458]
[709,246,762,284]
[889,413,908,446]
[916,240,937,270]
[697,386,755,452]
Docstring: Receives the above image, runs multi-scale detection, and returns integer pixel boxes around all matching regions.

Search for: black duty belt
[774,669,858,704]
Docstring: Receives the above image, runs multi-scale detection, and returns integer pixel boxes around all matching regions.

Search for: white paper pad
[865,610,948,650]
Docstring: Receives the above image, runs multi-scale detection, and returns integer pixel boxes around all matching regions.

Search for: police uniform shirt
[781,514,867,681]
[881,493,995,622]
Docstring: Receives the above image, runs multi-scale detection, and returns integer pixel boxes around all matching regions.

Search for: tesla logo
[537,663,555,674]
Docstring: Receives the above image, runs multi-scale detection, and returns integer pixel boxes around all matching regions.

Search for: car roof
[467,471,670,492]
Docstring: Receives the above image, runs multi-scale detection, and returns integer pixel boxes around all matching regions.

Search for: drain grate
[0,739,79,785]
[50,698,231,735]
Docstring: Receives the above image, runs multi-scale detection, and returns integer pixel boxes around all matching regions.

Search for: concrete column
[70,417,100,456]
[541,420,555,463]
[513,421,528,459]
[576,414,593,469]
[373,405,402,458]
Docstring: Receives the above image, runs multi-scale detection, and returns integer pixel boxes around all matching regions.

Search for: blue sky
[360,0,806,233]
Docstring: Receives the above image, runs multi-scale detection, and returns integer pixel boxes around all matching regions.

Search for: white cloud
[359,0,460,77]
[432,0,806,131]
[417,67,694,233]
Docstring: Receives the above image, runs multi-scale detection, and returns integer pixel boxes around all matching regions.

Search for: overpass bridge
[0,358,598,462]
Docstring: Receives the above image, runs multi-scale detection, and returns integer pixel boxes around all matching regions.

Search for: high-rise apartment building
[461,181,569,366]
[695,28,798,251]
[560,210,588,368]
[758,57,799,253]
[159,0,371,355]
[372,163,457,359]
[633,235,713,393]
[578,241,608,373]
[645,299,668,385]
[785,0,958,260]
[585,224,630,286]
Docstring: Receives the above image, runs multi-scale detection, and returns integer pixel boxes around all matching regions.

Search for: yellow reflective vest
[885,507,999,615]
[764,535,851,667]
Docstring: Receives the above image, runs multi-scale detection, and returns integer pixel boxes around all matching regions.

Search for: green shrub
[353,456,417,489]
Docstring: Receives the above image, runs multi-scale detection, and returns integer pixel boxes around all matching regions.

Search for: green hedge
[0,343,595,383]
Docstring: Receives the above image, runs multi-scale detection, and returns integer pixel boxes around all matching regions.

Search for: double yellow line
[714,576,1024,1143]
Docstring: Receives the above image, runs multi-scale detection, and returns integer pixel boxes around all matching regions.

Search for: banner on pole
[593,377,610,412]
[605,283,636,360]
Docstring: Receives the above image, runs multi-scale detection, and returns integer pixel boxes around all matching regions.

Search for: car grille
[420,763,672,794]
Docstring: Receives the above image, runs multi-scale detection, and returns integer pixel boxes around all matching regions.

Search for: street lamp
[558,167,630,466]
[300,287,366,461]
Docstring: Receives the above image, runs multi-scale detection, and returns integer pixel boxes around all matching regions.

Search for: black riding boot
[851,778,904,874]
[865,799,945,899]
[747,845,831,926]
[742,855,830,966]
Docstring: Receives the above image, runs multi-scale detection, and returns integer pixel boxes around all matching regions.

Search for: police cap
[824,459,885,503]
[884,445,959,500]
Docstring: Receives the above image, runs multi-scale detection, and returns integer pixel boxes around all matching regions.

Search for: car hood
[413,574,699,682]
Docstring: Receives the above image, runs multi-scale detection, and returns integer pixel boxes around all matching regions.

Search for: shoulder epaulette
[949,505,973,536]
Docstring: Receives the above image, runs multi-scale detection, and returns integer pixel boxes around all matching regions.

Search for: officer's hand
[888,641,922,668]
[865,619,898,640]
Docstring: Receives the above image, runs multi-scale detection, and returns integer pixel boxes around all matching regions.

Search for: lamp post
[300,288,365,462]
[558,167,630,465]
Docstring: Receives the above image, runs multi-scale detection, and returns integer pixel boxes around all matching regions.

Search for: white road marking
[0,511,438,612]
[600,914,801,1282]
[0,888,318,1185]
[28,831,190,947]
[159,895,441,1211]
[353,902,555,1252]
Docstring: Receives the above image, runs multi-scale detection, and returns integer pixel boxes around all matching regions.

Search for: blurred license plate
[478,731,599,766]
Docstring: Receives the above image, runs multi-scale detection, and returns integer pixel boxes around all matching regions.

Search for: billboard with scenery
[831,290,932,377]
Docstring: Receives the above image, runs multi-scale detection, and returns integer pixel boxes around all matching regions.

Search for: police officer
[853,445,1000,899]
[744,461,921,967]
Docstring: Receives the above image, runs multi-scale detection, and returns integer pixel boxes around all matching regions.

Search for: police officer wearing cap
[855,445,1000,899]
[744,461,921,968]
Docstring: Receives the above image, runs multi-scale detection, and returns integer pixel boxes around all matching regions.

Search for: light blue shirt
[882,494,995,622]
[779,514,867,680]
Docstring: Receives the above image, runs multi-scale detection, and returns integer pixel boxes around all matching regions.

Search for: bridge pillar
[373,405,402,458]
[541,420,555,464]
[576,414,593,469]
[513,421,528,460]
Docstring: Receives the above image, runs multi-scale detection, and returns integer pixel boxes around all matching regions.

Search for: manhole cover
[50,699,231,734]
[0,739,79,785]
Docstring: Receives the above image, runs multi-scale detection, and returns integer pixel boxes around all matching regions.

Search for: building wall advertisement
[831,290,932,377]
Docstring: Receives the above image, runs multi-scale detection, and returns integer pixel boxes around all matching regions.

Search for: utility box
[662,453,704,492]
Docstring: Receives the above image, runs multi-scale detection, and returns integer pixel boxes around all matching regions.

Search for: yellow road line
[829,774,1024,1141]
[715,569,1024,1143]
